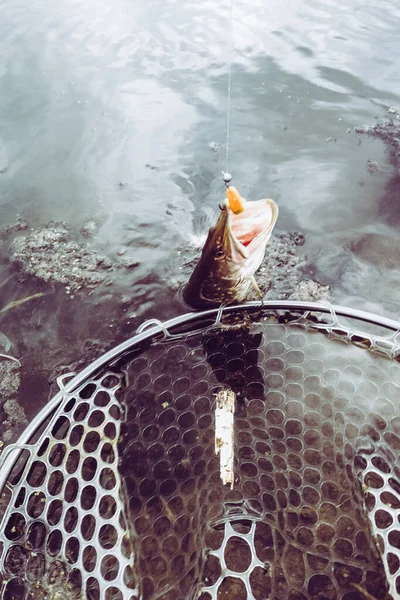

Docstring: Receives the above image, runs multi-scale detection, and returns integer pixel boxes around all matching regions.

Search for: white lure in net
[215,389,235,489]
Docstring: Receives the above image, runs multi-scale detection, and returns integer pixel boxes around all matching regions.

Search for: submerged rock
[2,398,28,443]
[356,107,400,227]
[1,218,30,234]
[258,232,330,302]
[0,360,27,443]
[288,279,330,302]
[9,222,114,292]
[0,360,20,399]
[356,109,400,167]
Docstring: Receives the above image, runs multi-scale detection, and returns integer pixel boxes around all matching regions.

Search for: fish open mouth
[226,198,279,257]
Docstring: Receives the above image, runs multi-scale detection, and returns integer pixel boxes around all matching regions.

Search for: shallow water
[0,0,400,413]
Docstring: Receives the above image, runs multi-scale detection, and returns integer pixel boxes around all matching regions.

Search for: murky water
[0,0,400,415]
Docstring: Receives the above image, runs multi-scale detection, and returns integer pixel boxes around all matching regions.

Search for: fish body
[183,195,278,308]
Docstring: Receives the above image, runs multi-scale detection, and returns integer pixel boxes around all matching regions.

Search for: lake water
[0,0,400,414]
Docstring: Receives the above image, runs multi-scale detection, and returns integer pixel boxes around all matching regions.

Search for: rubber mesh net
[0,306,400,600]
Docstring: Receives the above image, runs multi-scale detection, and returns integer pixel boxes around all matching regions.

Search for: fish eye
[215,249,224,258]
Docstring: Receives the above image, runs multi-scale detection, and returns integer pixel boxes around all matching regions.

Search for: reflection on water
[0,0,400,410]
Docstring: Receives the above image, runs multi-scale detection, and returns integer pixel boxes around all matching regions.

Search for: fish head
[184,196,279,308]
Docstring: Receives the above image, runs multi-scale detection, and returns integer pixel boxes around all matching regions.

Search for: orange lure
[226,186,245,214]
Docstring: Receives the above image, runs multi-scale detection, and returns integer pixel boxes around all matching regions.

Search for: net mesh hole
[99,524,118,549]
[105,588,123,600]
[4,545,27,576]
[101,375,120,389]
[388,530,400,550]
[104,422,117,440]
[73,402,90,422]
[37,437,50,457]
[67,567,83,596]
[47,529,63,556]
[94,391,111,407]
[387,551,400,575]
[101,442,116,463]
[26,491,46,518]
[66,449,80,474]
[375,509,394,529]
[224,536,252,572]
[13,488,26,510]
[26,461,47,487]
[48,559,67,583]
[99,495,117,519]
[48,442,67,467]
[47,470,64,496]
[26,551,45,582]
[69,424,84,446]
[47,499,62,526]
[79,383,97,399]
[64,506,79,533]
[64,398,76,413]
[52,416,70,440]
[65,536,80,564]
[4,514,26,542]
[81,485,97,510]
[84,430,101,453]
[100,468,117,490]
[86,576,100,599]
[26,522,46,550]
[81,457,98,481]
[101,554,120,581]
[64,478,79,503]
[4,577,25,599]
[81,514,96,541]
[88,409,106,428]
[217,577,246,599]
[82,545,97,573]
[123,565,136,589]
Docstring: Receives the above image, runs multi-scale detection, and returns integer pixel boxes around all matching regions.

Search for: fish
[183,191,279,308]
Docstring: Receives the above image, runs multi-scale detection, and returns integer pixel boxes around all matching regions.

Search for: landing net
[0,301,400,600]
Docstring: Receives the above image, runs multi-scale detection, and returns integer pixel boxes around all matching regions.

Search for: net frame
[1,300,400,600]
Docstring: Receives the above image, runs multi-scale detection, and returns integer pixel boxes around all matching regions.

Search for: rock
[349,233,400,269]
[356,110,400,225]
[366,159,379,173]
[9,223,115,292]
[288,279,330,302]
[2,398,28,442]
[356,115,400,167]
[80,221,97,237]
[1,218,30,235]
[0,361,20,399]
[123,259,140,269]
[0,361,26,444]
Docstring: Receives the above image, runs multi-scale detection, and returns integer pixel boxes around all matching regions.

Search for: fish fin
[250,276,264,304]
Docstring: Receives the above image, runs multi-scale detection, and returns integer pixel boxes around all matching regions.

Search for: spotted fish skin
[183,197,279,309]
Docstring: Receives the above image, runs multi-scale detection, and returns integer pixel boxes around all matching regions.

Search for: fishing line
[223,0,234,185]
